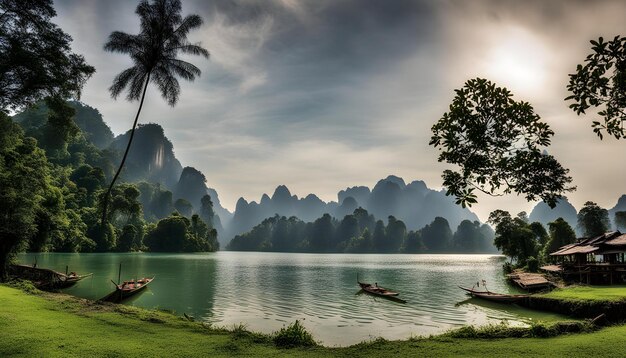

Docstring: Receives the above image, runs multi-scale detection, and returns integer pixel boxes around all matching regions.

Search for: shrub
[529,322,554,337]
[273,320,317,348]
[526,257,539,272]
[446,322,528,338]
[445,321,593,339]
[502,262,514,274]
[8,279,40,294]
[232,323,249,338]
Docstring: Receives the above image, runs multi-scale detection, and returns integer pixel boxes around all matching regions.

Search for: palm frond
[166,58,201,80]
[152,65,180,106]
[106,0,207,105]
[109,67,139,99]
[127,70,149,101]
[104,31,142,54]
[135,0,154,30]
[172,14,203,39]
[170,42,209,58]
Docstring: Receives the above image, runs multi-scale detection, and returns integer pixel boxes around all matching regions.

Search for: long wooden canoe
[101,277,154,303]
[458,286,527,303]
[358,280,407,303]
[10,264,92,289]
[58,272,93,288]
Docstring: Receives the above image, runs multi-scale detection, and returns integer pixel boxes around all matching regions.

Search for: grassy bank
[519,285,626,323]
[540,285,626,302]
[2,285,626,357]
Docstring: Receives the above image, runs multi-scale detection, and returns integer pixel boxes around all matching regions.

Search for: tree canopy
[566,36,626,140]
[430,78,574,208]
[543,218,577,260]
[144,213,217,252]
[577,201,610,238]
[489,210,539,265]
[227,208,493,254]
[0,113,50,278]
[0,0,94,113]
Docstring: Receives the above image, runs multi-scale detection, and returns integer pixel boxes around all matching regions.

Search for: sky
[53,0,626,221]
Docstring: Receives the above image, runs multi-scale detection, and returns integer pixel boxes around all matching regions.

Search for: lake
[18,252,566,346]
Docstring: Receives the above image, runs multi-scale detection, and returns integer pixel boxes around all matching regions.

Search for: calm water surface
[19,252,566,346]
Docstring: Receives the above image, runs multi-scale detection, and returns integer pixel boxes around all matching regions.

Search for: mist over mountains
[52,102,480,245]
[529,198,580,235]
[18,101,626,246]
[228,175,481,243]
[528,196,626,236]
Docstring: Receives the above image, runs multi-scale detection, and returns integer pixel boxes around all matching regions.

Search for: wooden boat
[458,286,528,303]
[10,264,92,289]
[101,277,154,303]
[357,279,407,303]
[58,272,93,288]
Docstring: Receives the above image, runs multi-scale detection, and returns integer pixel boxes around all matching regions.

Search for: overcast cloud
[53,0,626,220]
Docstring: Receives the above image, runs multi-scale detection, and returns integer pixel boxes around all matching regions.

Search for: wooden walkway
[506,271,553,291]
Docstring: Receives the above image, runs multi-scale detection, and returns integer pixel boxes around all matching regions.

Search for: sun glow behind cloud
[53,0,626,220]
[482,26,549,97]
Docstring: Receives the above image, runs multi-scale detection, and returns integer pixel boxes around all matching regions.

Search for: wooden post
[118,263,122,285]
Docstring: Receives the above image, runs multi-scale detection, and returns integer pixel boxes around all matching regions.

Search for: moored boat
[458,286,528,303]
[10,264,92,289]
[58,272,93,288]
[357,278,407,303]
[101,277,154,303]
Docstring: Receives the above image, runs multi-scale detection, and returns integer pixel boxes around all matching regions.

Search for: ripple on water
[19,252,568,346]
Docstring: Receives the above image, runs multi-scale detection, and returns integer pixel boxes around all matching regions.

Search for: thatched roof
[550,231,622,256]
[605,233,626,246]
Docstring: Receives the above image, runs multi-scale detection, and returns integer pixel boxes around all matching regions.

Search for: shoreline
[2,283,626,357]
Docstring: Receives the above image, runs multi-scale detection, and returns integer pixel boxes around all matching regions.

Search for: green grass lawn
[540,285,626,302]
[2,284,626,357]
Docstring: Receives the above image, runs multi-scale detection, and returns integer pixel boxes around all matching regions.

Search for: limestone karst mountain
[226,175,481,240]
[110,123,183,188]
[529,198,579,235]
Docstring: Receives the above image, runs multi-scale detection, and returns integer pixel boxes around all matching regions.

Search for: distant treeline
[227,208,497,254]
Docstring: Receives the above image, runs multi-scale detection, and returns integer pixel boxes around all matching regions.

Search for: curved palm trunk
[101,72,151,227]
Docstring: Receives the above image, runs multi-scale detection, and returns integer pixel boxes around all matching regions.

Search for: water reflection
[20,252,566,346]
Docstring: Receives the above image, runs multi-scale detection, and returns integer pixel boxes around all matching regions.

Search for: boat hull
[57,273,93,289]
[101,278,154,303]
[358,281,406,303]
[458,286,527,303]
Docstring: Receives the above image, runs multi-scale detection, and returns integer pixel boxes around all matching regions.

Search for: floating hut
[506,271,552,291]
[542,231,626,284]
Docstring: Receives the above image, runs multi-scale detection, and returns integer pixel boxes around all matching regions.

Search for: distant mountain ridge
[528,196,626,236]
[19,100,626,246]
[227,175,481,241]
[529,198,579,235]
[608,195,626,229]
[110,124,232,236]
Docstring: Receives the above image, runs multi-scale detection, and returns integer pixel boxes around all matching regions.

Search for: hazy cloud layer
[53,0,626,220]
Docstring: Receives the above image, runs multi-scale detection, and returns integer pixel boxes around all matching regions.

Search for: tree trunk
[100,72,151,228]
[0,250,8,282]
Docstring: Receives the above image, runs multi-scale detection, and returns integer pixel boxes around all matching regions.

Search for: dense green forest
[6,101,219,254]
[227,208,497,253]
[0,0,221,278]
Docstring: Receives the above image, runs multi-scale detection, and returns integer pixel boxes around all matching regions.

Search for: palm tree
[101,0,209,226]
